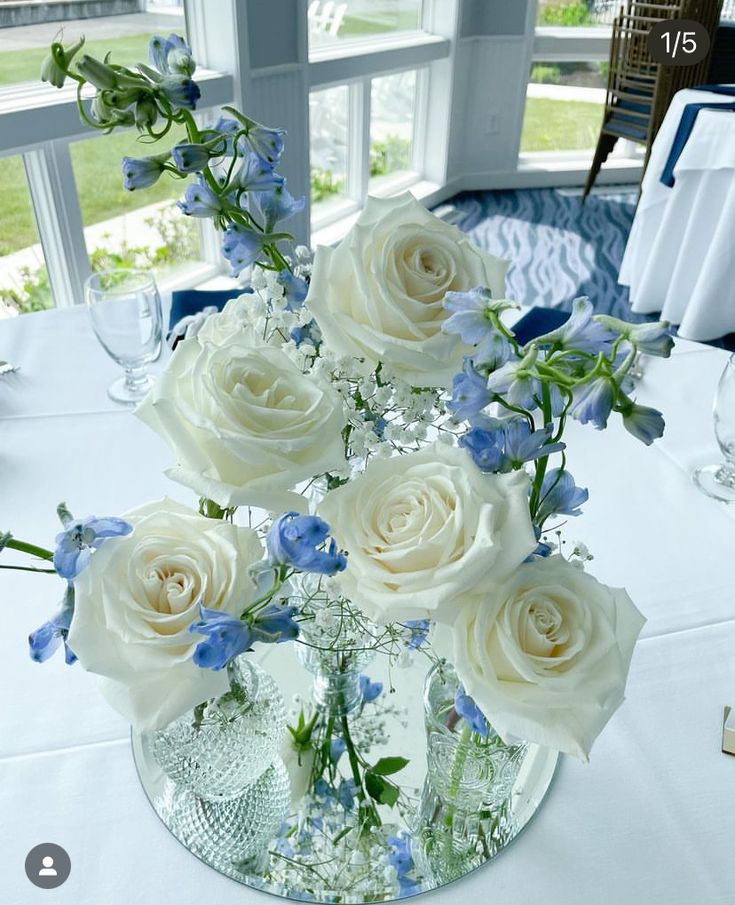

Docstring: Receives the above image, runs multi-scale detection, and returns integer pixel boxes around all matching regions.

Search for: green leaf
[371,756,409,776]
[365,772,400,807]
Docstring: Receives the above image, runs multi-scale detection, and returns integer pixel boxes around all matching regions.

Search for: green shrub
[538,2,592,26]
[310,168,344,204]
[530,64,562,84]
[369,135,411,178]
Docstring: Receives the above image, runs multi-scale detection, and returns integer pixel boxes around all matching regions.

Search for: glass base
[693,464,735,503]
[107,373,154,405]
[132,647,559,902]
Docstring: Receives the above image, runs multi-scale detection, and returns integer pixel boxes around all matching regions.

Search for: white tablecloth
[619,87,735,341]
[2,306,735,905]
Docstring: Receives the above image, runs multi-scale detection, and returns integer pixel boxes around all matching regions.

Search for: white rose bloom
[305,193,508,387]
[137,329,346,512]
[281,735,316,808]
[67,499,264,731]
[196,293,256,345]
[438,555,646,760]
[318,443,536,624]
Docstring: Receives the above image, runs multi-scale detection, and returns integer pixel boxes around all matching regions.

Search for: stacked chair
[583,0,724,198]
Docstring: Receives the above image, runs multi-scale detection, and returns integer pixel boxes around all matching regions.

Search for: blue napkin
[169,287,249,332]
[692,84,735,96]
[511,307,570,346]
[660,96,735,187]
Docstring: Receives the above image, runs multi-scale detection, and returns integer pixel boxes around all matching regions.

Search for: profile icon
[25,843,71,889]
[38,855,58,877]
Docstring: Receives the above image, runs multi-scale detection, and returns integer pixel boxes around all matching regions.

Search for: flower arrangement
[1,33,675,886]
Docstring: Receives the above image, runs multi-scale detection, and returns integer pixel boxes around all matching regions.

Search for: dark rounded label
[648,19,711,66]
[25,843,71,889]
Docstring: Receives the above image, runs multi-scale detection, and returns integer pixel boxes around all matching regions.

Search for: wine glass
[694,352,735,503]
[85,269,162,405]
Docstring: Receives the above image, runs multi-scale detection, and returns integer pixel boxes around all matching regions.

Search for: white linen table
[2,306,735,905]
[619,87,735,341]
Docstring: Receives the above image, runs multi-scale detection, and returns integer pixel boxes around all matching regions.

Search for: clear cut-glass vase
[413,662,529,884]
[149,656,286,798]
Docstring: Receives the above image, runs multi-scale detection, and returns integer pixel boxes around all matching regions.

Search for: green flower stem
[0,564,56,574]
[2,538,54,562]
[528,381,554,518]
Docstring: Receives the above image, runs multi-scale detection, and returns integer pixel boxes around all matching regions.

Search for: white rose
[439,555,645,760]
[317,442,536,623]
[196,293,256,345]
[67,499,264,730]
[137,329,346,512]
[305,193,508,387]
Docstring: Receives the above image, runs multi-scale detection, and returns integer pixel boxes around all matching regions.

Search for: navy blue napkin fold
[692,84,735,96]
[511,307,570,346]
[169,287,251,332]
[660,99,735,187]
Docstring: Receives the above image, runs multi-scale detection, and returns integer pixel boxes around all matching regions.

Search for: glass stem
[717,457,735,488]
[124,365,149,392]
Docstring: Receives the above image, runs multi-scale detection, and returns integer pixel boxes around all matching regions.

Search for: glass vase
[296,602,376,717]
[149,656,286,799]
[413,662,529,884]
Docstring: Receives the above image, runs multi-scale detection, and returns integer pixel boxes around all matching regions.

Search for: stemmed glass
[694,352,735,503]
[85,269,162,405]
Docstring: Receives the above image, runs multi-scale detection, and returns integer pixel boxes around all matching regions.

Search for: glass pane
[0,3,186,88]
[70,125,199,281]
[309,0,422,47]
[310,85,349,211]
[0,155,51,316]
[370,70,416,184]
[521,61,605,152]
[536,1,613,27]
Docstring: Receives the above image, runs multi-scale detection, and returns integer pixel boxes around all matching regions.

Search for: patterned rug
[446,186,644,321]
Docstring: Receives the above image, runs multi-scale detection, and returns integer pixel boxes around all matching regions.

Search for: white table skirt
[2,306,735,905]
[619,87,735,341]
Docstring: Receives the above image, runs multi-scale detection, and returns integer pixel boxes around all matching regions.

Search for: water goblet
[694,352,735,503]
[85,269,162,405]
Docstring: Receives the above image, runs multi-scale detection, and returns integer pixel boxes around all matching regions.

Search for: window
[370,69,418,186]
[0,156,49,316]
[71,126,199,284]
[308,0,424,47]
[521,61,605,153]
[536,1,616,27]
[310,85,349,211]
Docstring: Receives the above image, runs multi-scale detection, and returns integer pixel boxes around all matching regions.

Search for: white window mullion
[348,79,371,204]
[23,141,90,308]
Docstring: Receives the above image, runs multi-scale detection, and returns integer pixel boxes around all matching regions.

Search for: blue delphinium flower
[53,515,132,580]
[267,512,347,576]
[189,601,299,670]
[620,400,665,445]
[627,321,674,357]
[404,619,430,650]
[290,318,322,349]
[245,121,287,166]
[222,223,267,275]
[277,269,309,309]
[337,778,357,811]
[571,377,616,430]
[443,287,515,368]
[448,358,491,421]
[171,142,211,173]
[330,737,346,762]
[534,297,616,354]
[454,685,489,737]
[238,151,285,192]
[251,182,305,232]
[486,357,540,411]
[29,588,76,665]
[148,33,195,76]
[159,74,201,110]
[503,419,565,466]
[459,425,506,472]
[387,833,419,897]
[535,468,589,525]
[177,177,222,217]
[358,674,383,703]
[121,155,168,191]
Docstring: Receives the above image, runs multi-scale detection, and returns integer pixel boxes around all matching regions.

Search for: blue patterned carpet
[447,187,644,321]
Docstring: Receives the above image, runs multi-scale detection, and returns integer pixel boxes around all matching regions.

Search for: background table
[1,306,735,905]
[619,86,735,341]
